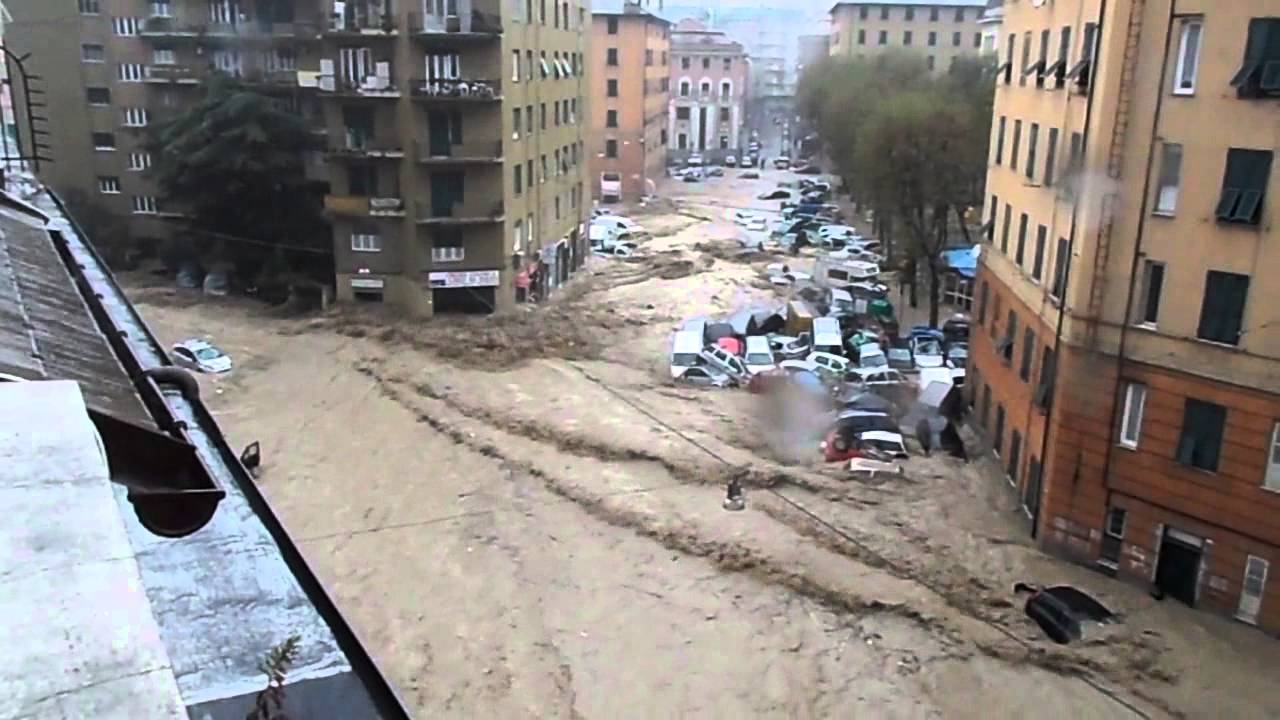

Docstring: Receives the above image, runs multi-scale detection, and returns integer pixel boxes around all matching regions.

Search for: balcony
[140,17,320,41]
[329,133,406,159]
[242,69,303,88]
[144,65,203,84]
[322,75,402,98]
[413,138,503,165]
[324,194,407,217]
[409,78,501,103]
[139,16,202,37]
[324,8,399,36]
[408,9,502,38]
[416,199,504,225]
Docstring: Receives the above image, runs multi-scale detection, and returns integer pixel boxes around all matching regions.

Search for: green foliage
[797,53,996,325]
[246,634,301,720]
[147,76,329,280]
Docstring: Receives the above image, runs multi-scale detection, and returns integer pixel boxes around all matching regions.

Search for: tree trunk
[906,256,919,309]
[927,260,941,328]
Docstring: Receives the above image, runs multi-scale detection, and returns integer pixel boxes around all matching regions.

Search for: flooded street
[129,169,1280,719]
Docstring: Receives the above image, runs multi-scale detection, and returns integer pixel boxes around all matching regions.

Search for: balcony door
[427,110,462,156]
[339,47,373,86]
[430,172,464,217]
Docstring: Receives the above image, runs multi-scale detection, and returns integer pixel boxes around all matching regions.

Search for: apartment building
[667,20,745,165]
[973,0,1280,633]
[589,0,670,203]
[829,0,987,72]
[978,0,1003,54]
[9,0,589,315]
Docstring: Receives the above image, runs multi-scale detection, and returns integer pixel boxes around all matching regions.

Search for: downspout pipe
[1097,0,1178,531]
[1032,0,1111,539]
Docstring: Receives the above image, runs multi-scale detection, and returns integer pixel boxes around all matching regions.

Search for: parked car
[677,366,734,387]
[739,170,761,179]
[758,189,793,200]
[706,167,725,177]
[794,164,823,175]
[725,155,738,167]
[912,338,947,369]
[773,157,792,170]
[687,154,704,167]
[171,339,232,374]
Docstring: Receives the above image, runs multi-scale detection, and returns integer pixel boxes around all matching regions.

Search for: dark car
[683,172,702,183]
[758,189,792,200]
[739,170,761,179]
[794,164,823,175]
[706,167,725,177]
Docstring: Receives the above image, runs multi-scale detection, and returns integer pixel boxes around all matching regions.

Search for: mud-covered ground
[130,170,1279,719]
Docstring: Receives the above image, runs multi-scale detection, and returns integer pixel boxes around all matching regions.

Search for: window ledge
[1192,336,1244,352]
[1117,441,1138,452]
[1171,88,1196,97]
[1151,209,1176,218]
[1132,322,1158,332]
[1260,484,1280,496]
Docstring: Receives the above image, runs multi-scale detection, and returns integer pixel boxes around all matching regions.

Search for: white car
[805,351,851,375]
[594,242,637,258]
[818,225,861,242]
[171,339,232,374]
[857,344,889,369]
[594,215,647,237]
[846,367,907,386]
[858,430,910,459]
[747,217,768,232]
[677,365,734,387]
[912,338,946,369]
[769,334,811,360]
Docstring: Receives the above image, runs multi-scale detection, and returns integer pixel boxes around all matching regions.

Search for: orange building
[590,1,671,203]
[973,0,1280,633]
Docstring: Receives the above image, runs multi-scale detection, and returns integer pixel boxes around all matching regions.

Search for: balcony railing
[413,138,503,164]
[144,64,203,84]
[409,77,501,101]
[416,199,505,225]
[330,133,406,158]
[140,17,320,40]
[325,11,398,35]
[324,194,406,217]
[408,10,502,36]
[243,69,302,87]
[324,75,402,97]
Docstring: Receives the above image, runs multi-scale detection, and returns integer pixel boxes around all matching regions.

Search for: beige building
[8,0,590,315]
[589,1,670,203]
[972,0,1280,632]
[667,21,746,165]
[829,0,987,72]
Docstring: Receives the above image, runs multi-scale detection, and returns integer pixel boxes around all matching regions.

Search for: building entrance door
[1155,529,1202,606]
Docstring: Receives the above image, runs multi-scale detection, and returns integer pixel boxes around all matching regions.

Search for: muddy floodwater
[129,169,1280,719]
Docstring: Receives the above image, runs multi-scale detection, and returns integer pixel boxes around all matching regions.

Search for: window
[525,104,533,133]
[1177,399,1227,472]
[514,165,523,195]
[660,78,668,92]
[994,116,1006,165]
[1051,237,1069,299]
[1036,29,1050,87]
[1032,225,1046,281]
[153,48,176,65]
[1154,142,1183,214]
[681,56,690,70]
[512,51,521,82]
[905,7,915,21]
[702,58,710,70]
[955,7,966,22]
[1230,18,1280,97]
[927,56,935,71]
[1034,346,1055,410]
[540,154,547,182]
[677,133,687,150]
[904,31,913,46]
[990,295,1002,340]
[1197,271,1250,345]
[97,176,120,194]
[1066,22,1098,87]
[152,0,172,17]
[1003,311,1018,364]
[928,32,937,47]
[82,44,105,63]
[880,6,889,20]
[645,49,653,66]
[679,81,689,97]
[540,103,547,129]
[721,81,731,99]
[1173,19,1203,94]
[978,281,989,325]
[512,108,521,139]
[1010,120,1021,172]
[605,140,617,158]
[92,132,116,150]
[676,106,690,120]
[994,404,1006,456]
[113,16,139,35]
[1020,328,1036,382]
[975,32,983,49]
[929,7,938,21]
[123,107,149,127]
[1118,383,1146,448]
[127,152,151,171]
[858,29,866,45]
[607,48,618,66]
[554,102,561,126]
[879,30,888,46]
[1047,26,1071,85]
[1020,31,1032,86]
[351,233,381,252]
[1100,507,1126,566]
[987,195,997,242]
[953,31,961,47]
[1008,430,1022,483]
[724,58,732,71]
[1136,260,1165,326]
[526,50,533,81]
[1003,35,1015,84]
[132,196,157,214]
[118,63,146,82]
[859,6,868,20]
[606,110,617,128]
[1267,422,1280,491]
[700,81,710,95]
[86,87,111,106]
[1000,203,1012,253]
[980,383,991,429]
[1015,213,1028,266]
[1044,128,1059,187]
[79,0,100,13]
[526,159,533,188]
[1216,149,1272,225]
[606,79,618,97]
[1026,123,1039,181]
[719,107,730,122]
[554,196,561,220]
[719,135,729,149]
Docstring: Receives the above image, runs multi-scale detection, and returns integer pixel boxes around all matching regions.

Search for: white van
[812,317,844,356]
[828,288,856,315]
[600,172,622,202]
[814,257,882,289]
[589,222,616,248]
[594,215,647,236]
[670,331,703,379]
[680,317,708,343]
[744,336,777,374]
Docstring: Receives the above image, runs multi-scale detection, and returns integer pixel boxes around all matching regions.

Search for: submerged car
[739,170,761,179]
[676,365,734,387]
[171,338,232,374]
[758,189,793,200]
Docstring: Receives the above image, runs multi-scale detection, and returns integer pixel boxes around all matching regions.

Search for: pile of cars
[589,210,646,257]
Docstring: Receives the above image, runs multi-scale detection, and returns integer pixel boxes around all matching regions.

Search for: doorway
[428,111,453,156]
[1155,529,1203,606]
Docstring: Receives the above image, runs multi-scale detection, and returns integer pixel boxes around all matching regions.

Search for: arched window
[720,80,731,98]
[700,80,711,95]
[679,80,690,97]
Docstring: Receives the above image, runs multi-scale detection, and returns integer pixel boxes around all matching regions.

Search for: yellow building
[973,0,1280,632]
[829,0,988,71]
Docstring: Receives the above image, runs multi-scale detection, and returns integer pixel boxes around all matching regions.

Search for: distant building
[978,0,1004,54]
[974,0,1280,633]
[591,1,671,202]
[668,21,747,164]
[829,0,988,72]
